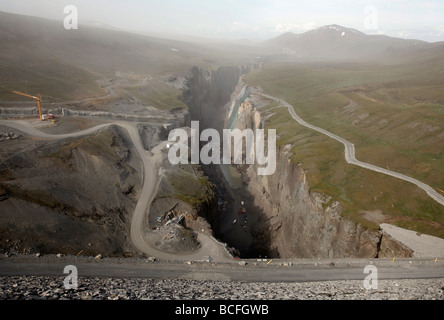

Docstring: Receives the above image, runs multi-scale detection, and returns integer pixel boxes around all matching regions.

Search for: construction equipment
[12,90,44,120]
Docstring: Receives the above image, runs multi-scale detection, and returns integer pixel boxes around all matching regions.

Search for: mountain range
[1,11,444,101]
[261,24,444,62]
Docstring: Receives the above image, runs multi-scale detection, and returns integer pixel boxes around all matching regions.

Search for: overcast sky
[1,0,444,42]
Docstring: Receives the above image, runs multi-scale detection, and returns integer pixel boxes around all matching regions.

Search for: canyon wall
[182,65,252,132]
[234,94,413,258]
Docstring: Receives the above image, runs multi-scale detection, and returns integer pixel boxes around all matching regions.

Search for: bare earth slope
[0,123,142,256]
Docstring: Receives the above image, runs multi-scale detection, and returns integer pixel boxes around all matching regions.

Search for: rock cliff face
[182,65,252,132]
[183,65,412,259]
[233,91,414,258]
[229,99,375,257]
[244,141,382,258]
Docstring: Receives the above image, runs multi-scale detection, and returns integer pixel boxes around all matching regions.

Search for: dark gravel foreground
[1,275,444,300]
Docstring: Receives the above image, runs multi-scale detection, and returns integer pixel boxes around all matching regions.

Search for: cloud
[231,21,258,32]
[274,22,317,33]
[2,0,444,41]
[436,25,444,34]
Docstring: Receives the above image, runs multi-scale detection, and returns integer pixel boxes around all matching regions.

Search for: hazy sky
[1,0,444,42]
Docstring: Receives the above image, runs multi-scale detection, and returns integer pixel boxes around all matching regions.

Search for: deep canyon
[182,65,414,259]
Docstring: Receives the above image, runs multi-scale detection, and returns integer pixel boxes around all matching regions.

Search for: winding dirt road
[0,119,233,262]
[257,91,444,207]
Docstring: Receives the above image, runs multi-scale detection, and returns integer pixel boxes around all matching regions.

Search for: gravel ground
[1,275,443,300]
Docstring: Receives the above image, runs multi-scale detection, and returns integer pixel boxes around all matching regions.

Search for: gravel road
[2,254,444,301]
[258,91,444,208]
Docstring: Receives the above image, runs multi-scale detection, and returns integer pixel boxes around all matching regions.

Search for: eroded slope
[0,125,142,257]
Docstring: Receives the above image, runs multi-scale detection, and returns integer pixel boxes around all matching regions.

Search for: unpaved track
[0,120,233,262]
[257,91,444,208]
[124,124,232,262]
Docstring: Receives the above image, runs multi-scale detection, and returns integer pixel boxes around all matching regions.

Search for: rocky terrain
[1,275,443,300]
[145,156,219,254]
[0,125,143,257]
[0,131,22,142]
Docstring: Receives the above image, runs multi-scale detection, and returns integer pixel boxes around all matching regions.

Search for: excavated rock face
[244,141,381,258]
[0,125,142,257]
[183,65,251,133]
[378,233,414,258]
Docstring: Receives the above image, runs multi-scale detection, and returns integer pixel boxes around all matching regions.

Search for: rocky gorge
[182,65,415,259]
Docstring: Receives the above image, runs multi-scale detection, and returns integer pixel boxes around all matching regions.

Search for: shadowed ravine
[183,65,275,258]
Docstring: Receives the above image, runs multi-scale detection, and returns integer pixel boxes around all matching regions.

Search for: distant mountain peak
[312,24,365,37]
[262,23,433,61]
[320,24,347,30]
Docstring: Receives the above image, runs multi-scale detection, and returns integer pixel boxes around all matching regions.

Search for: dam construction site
[0,7,444,306]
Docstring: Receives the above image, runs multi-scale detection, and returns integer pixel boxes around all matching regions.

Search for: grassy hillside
[245,58,444,238]
[0,11,255,103]
[120,82,189,111]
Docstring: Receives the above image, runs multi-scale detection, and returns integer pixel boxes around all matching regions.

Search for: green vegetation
[0,61,105,102]
[0,11,257,103]
[121,82,188,111]
[247,61,444,237]
[49,128,122,163]
[169,164,215,208]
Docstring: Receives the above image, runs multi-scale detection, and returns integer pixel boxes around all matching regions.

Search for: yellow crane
[12,90,44,120]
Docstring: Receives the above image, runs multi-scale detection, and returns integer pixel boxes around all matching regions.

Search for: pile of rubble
[154,205,197,230]
[0,132,22,142]
[151,206,201,253]
[1,275,444,300]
